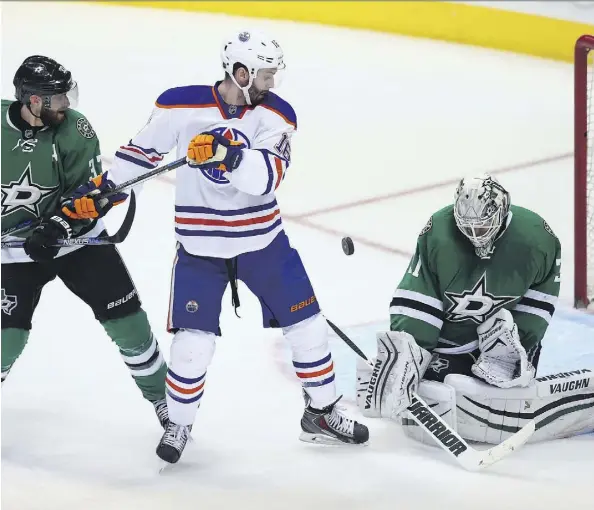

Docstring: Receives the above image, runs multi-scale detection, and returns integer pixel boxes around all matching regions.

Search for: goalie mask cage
[574,35,594,309]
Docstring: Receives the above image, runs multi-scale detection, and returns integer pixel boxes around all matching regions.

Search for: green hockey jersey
[390,205,561,353]
[1,99,104,263]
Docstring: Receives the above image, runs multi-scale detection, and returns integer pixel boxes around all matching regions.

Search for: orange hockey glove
[62,172,128,220]
[187,132,244,172]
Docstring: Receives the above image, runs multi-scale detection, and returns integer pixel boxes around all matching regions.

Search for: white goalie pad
[447,369,594,444]
[356,331,431,420]
[356,356,381,418]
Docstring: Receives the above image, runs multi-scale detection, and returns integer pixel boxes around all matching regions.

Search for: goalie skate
[300,396,369,445]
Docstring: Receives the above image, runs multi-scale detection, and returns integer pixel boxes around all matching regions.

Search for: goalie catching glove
[357,331,431,419]
[187,132,244,172]
[471,308,535,388]
[62,172,128,220]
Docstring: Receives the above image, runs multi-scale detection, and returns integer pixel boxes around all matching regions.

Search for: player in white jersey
[63,30,369,463]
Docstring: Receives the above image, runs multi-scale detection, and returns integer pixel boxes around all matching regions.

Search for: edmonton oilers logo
[186,300,199,313]
[200,127,250,184]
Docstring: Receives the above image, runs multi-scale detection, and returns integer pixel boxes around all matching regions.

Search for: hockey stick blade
[100,188,136,243]
[327,319,536,471]
[1,190,136,249]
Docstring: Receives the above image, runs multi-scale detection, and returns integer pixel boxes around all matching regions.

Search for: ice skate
[156,422,190,464]
[152,398,169,429]
[300,396,369,445]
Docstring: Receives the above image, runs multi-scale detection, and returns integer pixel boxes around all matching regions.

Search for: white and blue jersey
[112,82,339,412]
[109,82,295,258]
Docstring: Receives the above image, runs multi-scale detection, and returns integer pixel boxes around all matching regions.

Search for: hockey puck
[341,236,355,256]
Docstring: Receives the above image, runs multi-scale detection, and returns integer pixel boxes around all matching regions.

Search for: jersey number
[555,258,561,283]
[274,133,291,163]
[88,155,101,178]
[407,256,422,278]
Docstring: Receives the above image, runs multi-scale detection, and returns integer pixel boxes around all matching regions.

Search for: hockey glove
[62,172,128,220]
[362,331,431,420]
[187,132,244,172]
[24,214,72,263]
[472,308,535,388]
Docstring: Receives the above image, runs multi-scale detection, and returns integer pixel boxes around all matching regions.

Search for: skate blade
[158,460,176,474]
[299,431,368,446]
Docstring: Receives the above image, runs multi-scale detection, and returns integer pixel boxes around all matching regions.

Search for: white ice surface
[1,3,593,509]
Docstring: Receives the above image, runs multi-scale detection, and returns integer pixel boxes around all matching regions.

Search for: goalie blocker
[357,362,593,444]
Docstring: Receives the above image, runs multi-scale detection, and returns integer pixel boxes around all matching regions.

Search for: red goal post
[574,35,594,309]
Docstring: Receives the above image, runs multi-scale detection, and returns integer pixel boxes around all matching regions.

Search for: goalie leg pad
[447,371,594,444]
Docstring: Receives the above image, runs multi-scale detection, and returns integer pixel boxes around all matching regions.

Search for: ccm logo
[290,296,316,313]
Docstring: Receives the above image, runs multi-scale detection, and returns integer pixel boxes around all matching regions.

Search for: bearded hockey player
[63,31,369,464]
[357,175,593,444]
[1,56,169,431]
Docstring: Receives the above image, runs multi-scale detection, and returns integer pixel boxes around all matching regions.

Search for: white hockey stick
[405,392,535,471]
[326,319,536,471]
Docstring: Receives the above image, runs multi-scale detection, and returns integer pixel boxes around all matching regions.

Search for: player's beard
[40,108,67,127]
[248,85,269,105]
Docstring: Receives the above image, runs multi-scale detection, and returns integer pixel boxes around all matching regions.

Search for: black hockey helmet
[13,55,75,105]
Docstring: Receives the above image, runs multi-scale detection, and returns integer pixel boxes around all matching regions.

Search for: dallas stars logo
[444,272,518,324]
[1,163,59,216]
[1,289,18,316]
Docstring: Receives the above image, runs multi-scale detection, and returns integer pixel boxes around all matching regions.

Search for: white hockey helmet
[454,174,510,258]
[221,30,285,105]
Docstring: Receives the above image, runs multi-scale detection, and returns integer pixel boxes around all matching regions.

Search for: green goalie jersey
[390,205,561,353]
[1,99,103,262]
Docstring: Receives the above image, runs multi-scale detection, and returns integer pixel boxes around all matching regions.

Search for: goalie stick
[325,318,536,471]
[1,190,136,249]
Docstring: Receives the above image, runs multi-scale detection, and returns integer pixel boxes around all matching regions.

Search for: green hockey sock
[1,328,29,382]
[101,309,167,402]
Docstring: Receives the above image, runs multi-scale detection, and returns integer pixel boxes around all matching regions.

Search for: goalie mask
[454,174,510,258]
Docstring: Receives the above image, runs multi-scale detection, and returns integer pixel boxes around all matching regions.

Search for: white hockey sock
[283,314,337,409]
[166,329,216,426]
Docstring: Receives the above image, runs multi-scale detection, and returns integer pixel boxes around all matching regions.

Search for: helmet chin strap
[240,86,252,106]
[25,95,53,124]
[26,103,42,119]
[228,71,255,106]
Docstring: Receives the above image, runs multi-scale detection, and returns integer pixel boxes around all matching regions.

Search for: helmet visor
[49,80,78,110]
[253,66,285,90]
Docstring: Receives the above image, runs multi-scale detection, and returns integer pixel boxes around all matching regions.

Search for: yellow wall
[108,1,594,62]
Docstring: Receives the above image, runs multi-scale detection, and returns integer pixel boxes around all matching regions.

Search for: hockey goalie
[357,174,594,445]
